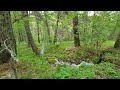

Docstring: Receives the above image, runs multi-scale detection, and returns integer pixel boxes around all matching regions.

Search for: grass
[0,40,120,79]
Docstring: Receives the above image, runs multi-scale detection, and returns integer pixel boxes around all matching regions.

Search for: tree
[0,11,17,56]
[114,13,120,49]
[73,11,80,47]
[0,11,18,78]
[44,11,51,43]
[33,11,40,43]
[32,11,52,43]
[21,11,39,56]
[53,11,61,44]
[114,32,120,49]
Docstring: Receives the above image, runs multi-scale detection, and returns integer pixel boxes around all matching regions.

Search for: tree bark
[34,12,40,43]
[35,18,40,43]
[0,11,17,55]
[44,11,51,43]
[21,11,39,56]
[73,12,80,47]
[114,32,120,49]
[53,11,60,44]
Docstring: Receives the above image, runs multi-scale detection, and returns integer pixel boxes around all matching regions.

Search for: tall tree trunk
[45,20,51,43]
[114,14,120,49]
[34,12,40,43]
[53,11,60,44]
[35,18,40,43]
[44,11,51,43]
[21,11,39,56]
[114,32,120,49]
[37,25,40,43]
[0,11,17,55]
[73,12,80,47]
[18,30,22,44]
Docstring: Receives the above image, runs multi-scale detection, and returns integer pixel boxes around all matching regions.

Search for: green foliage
[92,57,99,64]
[53,65,72,79]
[78,11,118,50]
[101,40,115,49]
[1,11,120,79]
[93,62,120,79]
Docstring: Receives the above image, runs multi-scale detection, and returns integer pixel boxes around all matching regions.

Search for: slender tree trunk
[44,12,51,43]
[53,11,60,44]
[34,12,40,43]
[37,28,40,43]
[45,20,51,43]
[114,32,120,49]
[18,30,22,44]
[73,12,80,47]
[21,11,39,56]
[36,18,40,43]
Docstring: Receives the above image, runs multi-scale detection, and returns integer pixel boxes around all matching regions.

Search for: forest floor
[0,40,120,79]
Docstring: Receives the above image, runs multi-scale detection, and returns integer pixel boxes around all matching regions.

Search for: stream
[48,58,94,68]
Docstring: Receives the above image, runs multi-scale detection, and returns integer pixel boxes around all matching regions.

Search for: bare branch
[0,38,19,79]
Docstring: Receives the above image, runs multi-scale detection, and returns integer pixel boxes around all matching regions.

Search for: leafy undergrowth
[103,48,120,67]
[1,41,120,79]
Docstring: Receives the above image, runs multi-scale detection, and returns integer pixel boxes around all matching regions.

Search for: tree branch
[0,38,19,79]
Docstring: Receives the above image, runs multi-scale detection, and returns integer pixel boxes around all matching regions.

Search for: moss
[46,57,56,64]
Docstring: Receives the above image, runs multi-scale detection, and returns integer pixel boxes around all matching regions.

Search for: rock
[77,61,94,67]
[70,64,77,68]
[47,57,56,64]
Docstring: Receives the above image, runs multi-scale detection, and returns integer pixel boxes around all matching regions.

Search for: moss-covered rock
[46,57,57,64]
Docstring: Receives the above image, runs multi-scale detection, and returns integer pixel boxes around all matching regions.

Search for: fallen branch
[0,38,19,79]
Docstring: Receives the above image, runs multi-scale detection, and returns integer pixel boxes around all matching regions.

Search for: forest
[0,11,120,79]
